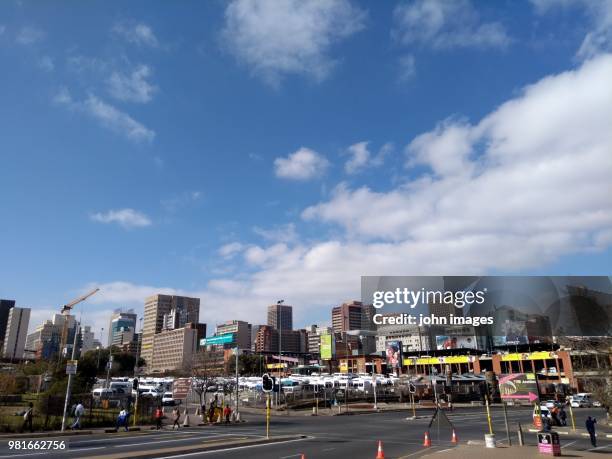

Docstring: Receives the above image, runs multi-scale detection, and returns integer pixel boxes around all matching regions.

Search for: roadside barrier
[375,440,385,458]
[423,431,431,447]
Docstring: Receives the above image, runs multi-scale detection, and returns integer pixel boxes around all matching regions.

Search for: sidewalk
[423,444,607,458]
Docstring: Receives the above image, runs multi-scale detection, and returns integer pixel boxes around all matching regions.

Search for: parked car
[570,393,593,408]
[162,392,179,406]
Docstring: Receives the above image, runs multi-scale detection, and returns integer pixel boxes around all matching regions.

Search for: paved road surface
[0,407,609,458]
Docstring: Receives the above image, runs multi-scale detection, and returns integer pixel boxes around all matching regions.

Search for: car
[544,400,562,409]
[162,392,176,406]
[570,394,593,408]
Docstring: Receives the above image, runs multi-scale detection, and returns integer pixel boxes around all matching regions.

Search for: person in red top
[223,405,232,424]
[154,406,164,430]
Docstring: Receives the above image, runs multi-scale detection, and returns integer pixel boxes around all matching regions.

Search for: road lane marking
[113,434,237,448]
[156,437,311,458]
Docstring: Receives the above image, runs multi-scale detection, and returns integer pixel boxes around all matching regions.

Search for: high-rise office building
[141,294,200,367]
[108,310,137,347]
[80,325,96,353]
[254,325,278,352]
[332,301,366,333]
[215,320,251,349]
[150,322,198,372]
[0,299,16,354]
[267,303,292,331]
[2,307,30,360]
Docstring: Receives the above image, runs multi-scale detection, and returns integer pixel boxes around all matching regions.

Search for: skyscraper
[141,294,200,367]
[267,303,292,331]
[332,301,366,333]
[0,299,16,354]
[2,307,30,360]
[108,310,137,347]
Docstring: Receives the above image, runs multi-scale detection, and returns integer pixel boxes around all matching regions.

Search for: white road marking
[156,436,310,458]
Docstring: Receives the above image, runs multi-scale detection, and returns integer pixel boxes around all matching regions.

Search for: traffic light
[133,378,139,391]
[262,373,273,392]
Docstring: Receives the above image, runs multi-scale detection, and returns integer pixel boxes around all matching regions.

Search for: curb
[0,430,94,438]
[527,428,612,439]
[86,434,309,459]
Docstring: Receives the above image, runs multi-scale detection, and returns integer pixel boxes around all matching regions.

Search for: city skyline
[2,0,611,341]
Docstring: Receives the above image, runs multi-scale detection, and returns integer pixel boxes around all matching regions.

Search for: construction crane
[58,288,100,360]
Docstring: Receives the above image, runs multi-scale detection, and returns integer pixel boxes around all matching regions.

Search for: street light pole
[61,320,80,432]
[277,299,284,408]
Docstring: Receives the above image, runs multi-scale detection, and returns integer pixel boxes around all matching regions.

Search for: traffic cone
[375,440,385,459]
[300,455,306,459]
[423,431,431,447]
[451,428,458,444]
[182,414,190,427]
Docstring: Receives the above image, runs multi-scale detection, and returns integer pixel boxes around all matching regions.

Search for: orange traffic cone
[300,454,306,459]
[451,429,458,444]
[423,431,431,447]
[376,440,385,459]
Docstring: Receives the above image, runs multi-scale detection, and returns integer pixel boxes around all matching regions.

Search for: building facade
[267,304,292,331]
[141,294,200,368]
[2,307,30,360]
[150,323,198,373]
[215,320,251,349]
[108,311,137,348]
[0,299,16,355]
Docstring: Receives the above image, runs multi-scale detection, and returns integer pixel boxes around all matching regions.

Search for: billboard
[385,340,401,368]
[498,373,539,403]
[200,333,234,346]
[435,335,477,350]
[320,334,333,360]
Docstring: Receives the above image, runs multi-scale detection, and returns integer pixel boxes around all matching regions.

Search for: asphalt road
[0,407,609,459]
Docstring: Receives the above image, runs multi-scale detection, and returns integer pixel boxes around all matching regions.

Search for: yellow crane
[58,288,100,359]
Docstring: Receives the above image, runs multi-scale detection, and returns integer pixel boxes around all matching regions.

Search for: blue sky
[1,0,611,343]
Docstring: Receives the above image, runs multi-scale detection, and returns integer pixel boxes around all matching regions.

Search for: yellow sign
[266,363,287,369]
[403,355,471,366]
[339,361,348,373]
[501,351,555,361]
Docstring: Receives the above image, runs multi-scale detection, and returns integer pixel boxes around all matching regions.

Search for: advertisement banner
[435,335,477,350]
[320,334,333,360]
[385,340,401,368]
[498,373,539,403]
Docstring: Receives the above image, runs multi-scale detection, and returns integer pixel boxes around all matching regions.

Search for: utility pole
[61,321,80,431]
[133,317,143,426]
[235,347,239,417]
[105,343,112,388]
[276,299,284,408]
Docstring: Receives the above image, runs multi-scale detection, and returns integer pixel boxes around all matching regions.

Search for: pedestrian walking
[585,416,597,448]
[70,401,85,430]
[154,406,164,430]
[115,409,129,432]
[22,402,34,433]
[223,405,232,424]
[208,403,215,424]
[172,407,181,429]
[559,408,567,426]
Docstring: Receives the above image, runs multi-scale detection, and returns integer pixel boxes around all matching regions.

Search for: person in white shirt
[71,402,85,430]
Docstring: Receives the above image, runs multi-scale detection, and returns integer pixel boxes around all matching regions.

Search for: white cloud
[531,0,612,60]
[160,191,202,212]
[221,0,366,84]
[218,242,245,259]
[393,0,510,50]
[274,147,330,180]
[38,56,54,72]
[54,89,155,143]
[344,141,391,174]
[398,54,416,81]
[108,64,157,103]
[90,208,152,229]
[253,223,298,243]
[16,26,45,45]
[112,22,159,47]
[77,55,612,330]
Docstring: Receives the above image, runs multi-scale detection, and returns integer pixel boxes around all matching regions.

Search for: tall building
[2,307,30,360]
[108,310,137,347]
[141,294,200,368]
[375,313,429,353]
[215,320,251,349]
[0,299,16,354]
[254,325,278,352]
[332,301,367,333]
[80,325,96,353]
[267,303,292,331]
[150,322,198,372]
